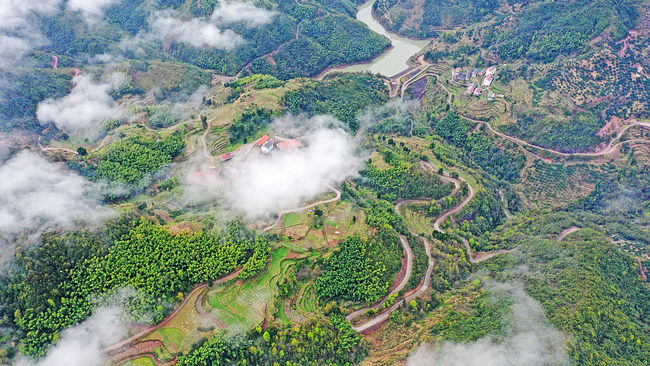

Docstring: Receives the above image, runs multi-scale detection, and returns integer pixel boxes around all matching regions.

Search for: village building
[256,135,275,153]
[219,153,233,162]
[465,82,478,95]
[256,135,271,146]
[261,140,275,153]
[483,75,494,87]
[473,87,482,96]
[455,71,471,82]
[277,139,303,151]
[485,66,497,76]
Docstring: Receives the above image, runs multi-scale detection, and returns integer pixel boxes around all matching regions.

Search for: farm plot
[206,247,295,331]
[139,287,209,355]
[119,356,157,366]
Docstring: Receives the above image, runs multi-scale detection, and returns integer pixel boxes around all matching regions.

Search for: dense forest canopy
[1,218,269,356]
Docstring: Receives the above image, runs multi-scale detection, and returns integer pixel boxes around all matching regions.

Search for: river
[326,0,430,77]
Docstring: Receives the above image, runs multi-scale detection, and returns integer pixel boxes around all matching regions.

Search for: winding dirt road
[431,76,650,160]
[349,161,459,329]
[351,158,524,332]
[558,226,581,241]
[481,119,650,158]
[432,176,474,232]
[346,233,414,322]
[351,161,479,333]
[423,163,519,264]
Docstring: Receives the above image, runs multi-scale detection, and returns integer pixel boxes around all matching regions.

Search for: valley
[0,1,648,366]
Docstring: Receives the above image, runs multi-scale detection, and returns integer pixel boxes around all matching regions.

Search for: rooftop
[277,139,303,151]
[256,135,271,146]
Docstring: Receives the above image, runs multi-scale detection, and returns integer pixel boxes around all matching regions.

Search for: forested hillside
[0,0,389,133]
[33,0,389,78]
[375,0,640,61]
[374,0,499,38]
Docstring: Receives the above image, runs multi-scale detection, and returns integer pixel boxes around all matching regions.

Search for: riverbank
[325,0,430,78]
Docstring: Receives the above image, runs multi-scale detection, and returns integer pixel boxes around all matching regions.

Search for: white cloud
[211,1,277,27]
[0,1,61,66]
[0,1,60,31]
[37,73,125,138]
[0,151,113,266]
[0,34,37,64]
[218,115,360,218]
[150,11,245,50]
[67,0,119,25]
[88,52,125,64]
[408,282,569,366]
[15,306,128,366]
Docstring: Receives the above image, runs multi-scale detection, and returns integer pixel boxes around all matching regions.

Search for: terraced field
[207,247,294,330]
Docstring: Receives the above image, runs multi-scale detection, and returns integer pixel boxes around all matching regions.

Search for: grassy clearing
[284,212,307,227]
[402,206,435,236]
[370,151,391,169]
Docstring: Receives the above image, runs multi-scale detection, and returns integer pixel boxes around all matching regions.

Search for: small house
[455,71,471,82]
[277,139,303,151]
[261,140,274,154]
[256,135,271,146]
[483,75,494,87]
[219,153,233,162]
[465,82,478,95]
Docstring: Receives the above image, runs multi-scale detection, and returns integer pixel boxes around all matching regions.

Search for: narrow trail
[201,119,213,161]
[499,189,513,219]
[558,226,581,241]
